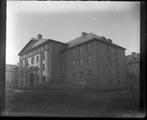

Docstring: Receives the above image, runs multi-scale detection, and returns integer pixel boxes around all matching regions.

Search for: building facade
[18,32,127,90]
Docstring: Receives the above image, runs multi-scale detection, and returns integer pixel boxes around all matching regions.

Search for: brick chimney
[81,32,88,37]
[37,34,42,40]
[107,39,112,43]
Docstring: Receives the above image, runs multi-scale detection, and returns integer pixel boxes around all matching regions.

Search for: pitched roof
[18,37,67,56]
[66,32,126,50]
[18,39,38,55]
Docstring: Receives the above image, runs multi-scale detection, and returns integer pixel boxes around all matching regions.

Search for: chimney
[107,39,112,43]
[37,34,42,40]
[100,36,106,41]
[81,32,88,37]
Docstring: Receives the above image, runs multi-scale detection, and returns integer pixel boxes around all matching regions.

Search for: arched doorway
[30,73,34,87]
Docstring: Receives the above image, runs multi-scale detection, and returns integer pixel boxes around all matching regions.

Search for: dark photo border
[0,0,146,118]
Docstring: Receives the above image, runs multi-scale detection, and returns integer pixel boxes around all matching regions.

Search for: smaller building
[126,52,140,89]
[6,64,18,88]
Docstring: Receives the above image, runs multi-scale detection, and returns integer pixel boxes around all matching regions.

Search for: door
[30,73,34,87]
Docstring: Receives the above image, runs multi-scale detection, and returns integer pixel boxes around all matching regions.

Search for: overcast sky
[6,1,140,65]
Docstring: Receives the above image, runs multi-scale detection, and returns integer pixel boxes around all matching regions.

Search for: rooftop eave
[64,38,126,51]
[18,39,68,56]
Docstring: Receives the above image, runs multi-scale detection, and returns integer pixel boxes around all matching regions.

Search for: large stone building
[18,32,127,90]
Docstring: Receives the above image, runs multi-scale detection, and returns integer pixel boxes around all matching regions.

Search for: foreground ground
[3,88,141,117]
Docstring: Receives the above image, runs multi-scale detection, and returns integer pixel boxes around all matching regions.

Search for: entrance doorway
[30,73,34,87]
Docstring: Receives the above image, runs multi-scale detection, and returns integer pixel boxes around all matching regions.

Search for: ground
[3,87,141,117]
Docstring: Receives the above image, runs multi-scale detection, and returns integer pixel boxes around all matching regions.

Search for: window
[88,55,92,64]
[36,56,39,63]
[45,45,48,49]
[20,61,23,67]
[21,60,25,67]
[109,78,113,82]
[108,70,113,77]
[107,56,111,65]
[31,57,34,64]
[116,70,121,82]
[72,73,76,78]
[79,72,84,77]
[108,70,113,82]
[116,70,120,78]
[87,44,91,52]
[116,58,119,66]
[88,70,92,76]
[42,76,46,81]
[72,49,75,56]
[115,49,118,56]
[107,45,110,53]
[42,64,45,70]
[80,58,83,65]
[26,59,29,67]
[79,46,83,55]
[72,60,76,67]
[21,70,24,77]
[42,52,45,60]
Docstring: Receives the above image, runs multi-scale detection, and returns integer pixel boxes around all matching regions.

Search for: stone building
[6,64,18,88]
[126,52,140,89]
[18,32,127,90]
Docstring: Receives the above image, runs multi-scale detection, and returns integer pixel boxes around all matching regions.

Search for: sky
[6,1,140,65]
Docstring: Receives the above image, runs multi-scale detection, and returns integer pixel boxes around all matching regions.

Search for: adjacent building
[6,64,18,88]
[18,32,127,90]
[126,52,140,89]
